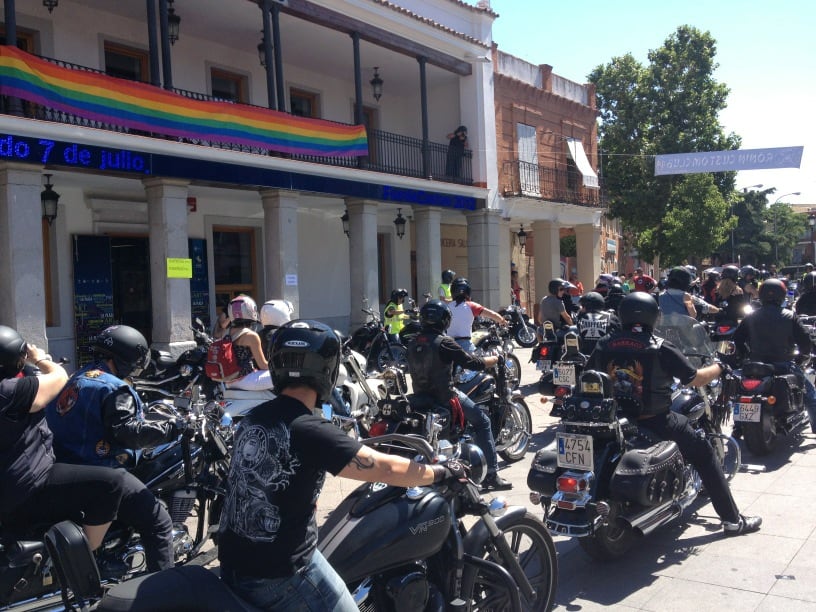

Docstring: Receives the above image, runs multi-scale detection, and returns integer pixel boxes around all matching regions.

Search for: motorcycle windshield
[654,313,715,368]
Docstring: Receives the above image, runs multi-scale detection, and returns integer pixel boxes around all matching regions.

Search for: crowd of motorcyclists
[4,260,816,609]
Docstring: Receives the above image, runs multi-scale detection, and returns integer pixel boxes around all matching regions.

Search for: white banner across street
[654,146,803,176]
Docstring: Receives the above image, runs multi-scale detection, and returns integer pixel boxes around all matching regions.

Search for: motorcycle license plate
[536,359,552,372]
[553,363,576,386]
[556,432,593,471]
[734,397,762,422]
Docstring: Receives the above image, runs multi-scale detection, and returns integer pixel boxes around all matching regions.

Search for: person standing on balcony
[445,125,468,179]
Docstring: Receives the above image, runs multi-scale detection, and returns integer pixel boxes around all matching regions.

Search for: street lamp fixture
[41,174,60,225]
[393,208,406,239]
[167,0,181,45]
[517,226,527,253]
[370,67,383,102]
[340,209,349,237]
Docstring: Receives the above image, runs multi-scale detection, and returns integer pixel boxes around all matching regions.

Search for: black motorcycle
[499,303,537,348]
[347,304,409,374]
[533,321,576,395]
[473,322,522,390]
[0,389,232,611]
[527,314,740,561]
[132,318,215,403]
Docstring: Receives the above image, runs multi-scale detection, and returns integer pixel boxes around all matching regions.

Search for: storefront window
[213,227,257,310]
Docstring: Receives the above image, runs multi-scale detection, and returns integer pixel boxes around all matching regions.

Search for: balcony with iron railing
[1,54,473,186]
[501,159,606,208]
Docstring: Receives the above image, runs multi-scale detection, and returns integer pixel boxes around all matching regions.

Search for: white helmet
[260,299,294,327]
[227,295,259,324]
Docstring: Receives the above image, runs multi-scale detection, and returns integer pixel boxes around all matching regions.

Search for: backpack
[205,328,248,382]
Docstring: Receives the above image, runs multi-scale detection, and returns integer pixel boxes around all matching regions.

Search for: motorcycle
[724,342,813,456]
[527,313,740,561]
[499,303,538,348]
[472,322,522,390]
[132,318,216,404]
[347,302,409,374]
[533,321,576,395]
[549,331,588,405]
[0,387,232,611]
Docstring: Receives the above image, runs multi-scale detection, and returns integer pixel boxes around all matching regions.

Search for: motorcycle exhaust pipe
[622,501,682,537]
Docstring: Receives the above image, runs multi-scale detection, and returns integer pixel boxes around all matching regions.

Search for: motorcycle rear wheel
[742,407,778,456]
[578,512,636,561]
[514,324,538,348]
[497,399,532,463]
[464,513,558,611]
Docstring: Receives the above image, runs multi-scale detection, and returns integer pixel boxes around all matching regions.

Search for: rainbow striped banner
[0,45,368,157]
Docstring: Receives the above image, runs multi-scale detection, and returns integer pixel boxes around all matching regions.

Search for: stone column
[574,223,601,293]
[261,190,299,313]
[0,163,48,348]
[466,209,502,309]
[346,199,379,329]
[144,178,192,356]
[532,220,561,313]
[414,207,442,299]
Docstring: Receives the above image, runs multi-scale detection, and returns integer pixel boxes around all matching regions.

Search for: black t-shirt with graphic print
[218,394,362,579]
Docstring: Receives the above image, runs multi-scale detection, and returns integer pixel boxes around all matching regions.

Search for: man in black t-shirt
[218,320,467,611]
[586,293,761,537]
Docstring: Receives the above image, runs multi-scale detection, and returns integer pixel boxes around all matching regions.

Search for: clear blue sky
[489,0,816,206]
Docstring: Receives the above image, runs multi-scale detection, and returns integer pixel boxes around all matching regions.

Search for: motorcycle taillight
[741,379,763,391]
[717,326,732,334]
[369,421,388,437]
[554,386,570,398]
[539,346,550,358]
[556,475,588,493]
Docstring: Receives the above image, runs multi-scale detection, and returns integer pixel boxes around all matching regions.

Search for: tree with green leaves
[590,26,740,265]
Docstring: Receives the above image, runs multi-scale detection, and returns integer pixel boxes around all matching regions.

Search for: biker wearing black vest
[586,293,761,536]
[406,300,512,492]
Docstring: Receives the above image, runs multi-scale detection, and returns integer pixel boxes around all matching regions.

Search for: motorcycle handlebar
[362,433,435,462]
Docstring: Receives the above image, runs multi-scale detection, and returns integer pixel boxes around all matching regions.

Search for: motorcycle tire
[703,422,741,482]
[497,399,532,463]
[514,323,538,348]
[464,512,557,611]
[538,374,554,396]
[577,503,636,561]
[375,343,408,372]
[504,353,522,390]
[742,407,779,456]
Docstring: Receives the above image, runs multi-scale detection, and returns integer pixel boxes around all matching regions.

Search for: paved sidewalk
[315,357,816,611]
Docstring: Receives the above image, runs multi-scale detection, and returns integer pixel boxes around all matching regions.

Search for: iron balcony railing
[501,159,606,208]
[1,55,472,186]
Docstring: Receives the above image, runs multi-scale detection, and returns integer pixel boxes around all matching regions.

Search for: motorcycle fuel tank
[318,483,452,584]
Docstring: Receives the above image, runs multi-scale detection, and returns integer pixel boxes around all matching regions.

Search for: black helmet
[451,277,471,301]
[441,269,456,284]
[721,265,740,281]
[758,278,787,306]
[390,288,408,302]
[608,282,624,296]
[740,265,758,279]
[618,292,659,331]
[667,266,693,291]
[706,269,721,281]
[419,299,451,333]
[0,325,27,380]
[268,320,341,404]
[548,279,567,295]
[579,291,605,312]
[92,325,150,378]
[802,272,816,293]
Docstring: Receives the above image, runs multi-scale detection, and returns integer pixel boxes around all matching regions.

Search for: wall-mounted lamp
[341,209,350,237]
[516,226,527,253]
[394,208,406,239]
[41,174,60,225]
[370,67,383,102]
[42,0,59,13]
[167,0,181,45]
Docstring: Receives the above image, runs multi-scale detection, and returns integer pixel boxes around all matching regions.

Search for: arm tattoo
[349,454,376,471]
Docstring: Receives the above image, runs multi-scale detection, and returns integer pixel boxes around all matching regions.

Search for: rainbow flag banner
[0,45,368,157]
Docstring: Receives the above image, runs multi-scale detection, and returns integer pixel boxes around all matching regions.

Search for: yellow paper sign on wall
[167,258,193,278]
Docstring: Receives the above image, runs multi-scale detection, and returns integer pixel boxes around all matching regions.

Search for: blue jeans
[456,388,499,474]
[223,550,357,611]
[455,338,475,352]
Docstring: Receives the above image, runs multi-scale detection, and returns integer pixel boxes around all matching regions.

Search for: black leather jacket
[734,305,812,363]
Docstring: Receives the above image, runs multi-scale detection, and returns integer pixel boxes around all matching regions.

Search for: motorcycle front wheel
[504,353,522,390]
[375,343,408,372]
[514,323,538,348]
[497,399,532,463]
[463,512,558,611]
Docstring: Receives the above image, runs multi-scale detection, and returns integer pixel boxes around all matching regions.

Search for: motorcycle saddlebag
[610,441,684,507]
[526,448,560,498]
[772,375,800,413]
[43,520,101,601]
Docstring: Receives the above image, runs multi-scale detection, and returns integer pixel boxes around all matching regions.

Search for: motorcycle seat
[4,539,46,568]
[742,362,775,378]
[222,389,276,400]
[153,351,176,370]
[97,565,261,612]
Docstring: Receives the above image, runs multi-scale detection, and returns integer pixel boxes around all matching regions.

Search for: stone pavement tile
[791,539,816,569]
[735,492,816,540]
[768,564,816,604]
[641,577,766,611]
[671,547,788,593]
[757,595,816,611]
[702,531,805,563]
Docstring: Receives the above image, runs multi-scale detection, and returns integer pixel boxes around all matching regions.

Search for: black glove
[432,460,470,484]
[714,360,732,377]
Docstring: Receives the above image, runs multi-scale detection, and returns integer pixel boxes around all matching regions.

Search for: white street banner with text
[654,146,803,176]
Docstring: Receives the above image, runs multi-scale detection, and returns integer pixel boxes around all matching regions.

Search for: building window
[211,68,247,103]
[213,227,257,309]
[290,88,319,118]
[104,42,149,82]
[0,29,34,52]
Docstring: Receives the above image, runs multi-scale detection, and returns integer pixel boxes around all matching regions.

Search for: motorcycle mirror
[716,340,736,356]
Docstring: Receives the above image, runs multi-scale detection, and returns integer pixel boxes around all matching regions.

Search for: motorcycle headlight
[179,364,193,377]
